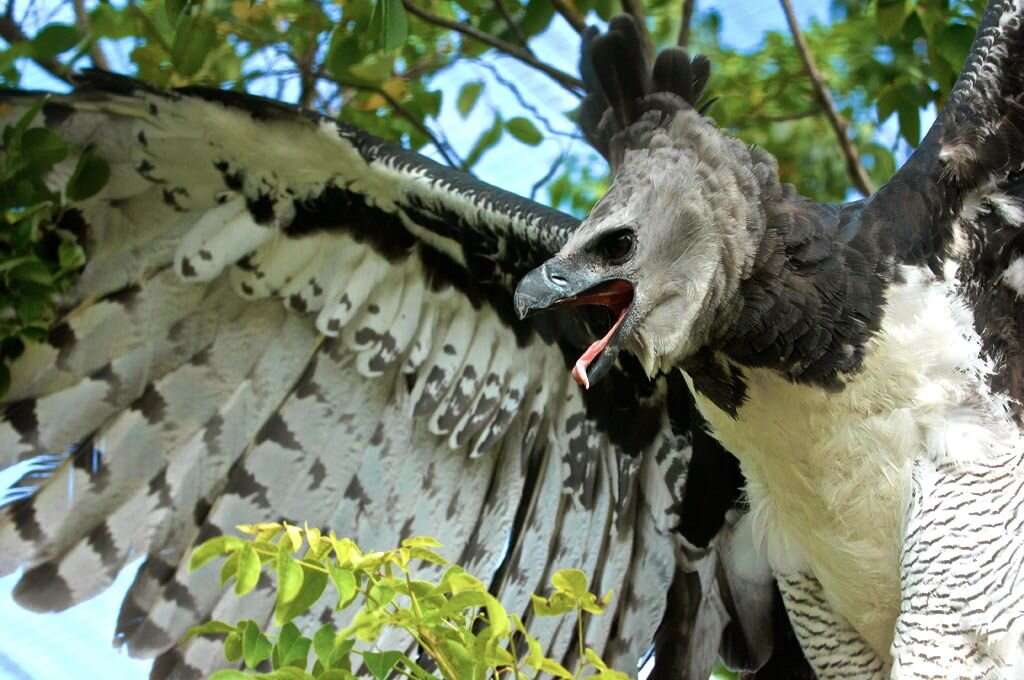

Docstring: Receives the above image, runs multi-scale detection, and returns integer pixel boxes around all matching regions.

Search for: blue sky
[0,1,905,678]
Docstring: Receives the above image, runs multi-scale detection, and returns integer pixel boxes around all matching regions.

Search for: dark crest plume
[579,15,712,164]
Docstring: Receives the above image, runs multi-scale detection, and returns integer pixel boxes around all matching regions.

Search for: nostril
[549,272,568,286]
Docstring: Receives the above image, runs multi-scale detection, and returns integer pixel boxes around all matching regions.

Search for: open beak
[514,259,636,389]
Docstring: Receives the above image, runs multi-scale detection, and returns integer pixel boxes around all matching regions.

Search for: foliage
[188,524,629,680]
[0,0,992,213]
[0,100,107,395]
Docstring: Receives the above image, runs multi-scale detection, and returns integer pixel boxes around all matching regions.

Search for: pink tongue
[571,308,629,389]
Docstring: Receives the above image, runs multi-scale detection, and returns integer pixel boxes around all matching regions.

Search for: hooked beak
[514,259,637,389]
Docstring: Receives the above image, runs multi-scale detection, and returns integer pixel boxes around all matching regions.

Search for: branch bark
[400,0,584,95]
[72,0,109,70]
[0,13,71,83]
[779,0,874,196]
[619,0,653,59]
[677,0,696,48]
[493,0,529,48]
[550,0,586,34]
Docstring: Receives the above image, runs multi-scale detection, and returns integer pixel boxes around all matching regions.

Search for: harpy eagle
[517,1,1024,677]
[0,19,801,680]
[0,3,1022,680]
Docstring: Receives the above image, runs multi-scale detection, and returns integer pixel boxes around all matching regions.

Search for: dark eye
[595,229,636,263]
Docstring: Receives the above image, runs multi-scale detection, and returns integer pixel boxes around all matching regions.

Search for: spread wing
[0,73,758,678]
[859,0,1024,406]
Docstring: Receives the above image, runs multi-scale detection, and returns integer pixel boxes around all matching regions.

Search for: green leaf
[171,14,217,76]
[183,619,236,641]
[58,241,86,271]
[876,0,909,39]
[366,580,395,610]
[220,550,240,586]
[276,546,305,606]
[875,85,902,123]
[362,650,402,680]
[190,535,245,572]
[66,150,110,202]
[328,562,358,610]
[316,671,357,680]
[506,117,542,146]
[897,100,921,147]
[399,536,442,549]
[462,115,503,170]
[20,127,68,172]
[209,670,250,680]
[530,592,575,617]
[274,624,311,669]
[274,564,327,625]
[165,0,189,23]
[223,631,243,662]
[32,24,79,59]
[241,620,274,669]
[539,658,574,679]
[369,0,407,52]
[936,23,976,70]
[483,593,509,637]
[438,590,489,617]
[235,543,262,595]
[456,81,483,118]
[312,622,336,669]
[551,568,587,597]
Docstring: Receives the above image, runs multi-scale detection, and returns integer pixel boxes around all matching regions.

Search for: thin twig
[326,73,463,168]
[295,40,318,109]
[493,0,529,48]
[400,0,584,95]
[129,5,172,53]
[677,0,696,48]
[0,13,71,82]
[619,0,653,59]
[551,0,586,34]
[779,0,874,196]
[473,58,584,142]
[530,151,567,201]
[72,0,109,70]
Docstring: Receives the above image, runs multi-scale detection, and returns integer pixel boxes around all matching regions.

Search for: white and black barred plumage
[0,67,798,678]
[513,1,1024,678]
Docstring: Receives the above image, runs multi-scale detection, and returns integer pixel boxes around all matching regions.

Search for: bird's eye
[595,229,636,263]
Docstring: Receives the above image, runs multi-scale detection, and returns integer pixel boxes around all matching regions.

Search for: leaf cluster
[188,524,628,680]
[0,101,107,395]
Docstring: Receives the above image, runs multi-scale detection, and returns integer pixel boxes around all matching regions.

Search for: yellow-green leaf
[189,535,245,572]
[235,543,261,595]
[551,568,587,597]
[506,116,542,146]
[276,546,304,605]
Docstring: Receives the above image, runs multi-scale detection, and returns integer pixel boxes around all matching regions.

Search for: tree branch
[619,0,653,59]
[550,0,586,34]
[677,0,696,48]
[493,0,529,48]
[72,0,109,70]
[400,0,584,95]
[295,39,318,109]
[326,73,463,169]
[779,0,874,196]
[0,12,71,83]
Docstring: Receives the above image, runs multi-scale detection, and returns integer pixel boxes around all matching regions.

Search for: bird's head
[515,111,766,387]
[515,18,770,388]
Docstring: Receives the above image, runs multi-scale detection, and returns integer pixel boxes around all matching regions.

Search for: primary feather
[0,69,794,678]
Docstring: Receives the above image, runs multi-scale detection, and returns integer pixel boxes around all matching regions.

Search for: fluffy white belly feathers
[689,264,1024,662]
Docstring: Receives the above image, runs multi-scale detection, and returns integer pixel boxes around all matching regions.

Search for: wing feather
[0,74,752,680]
